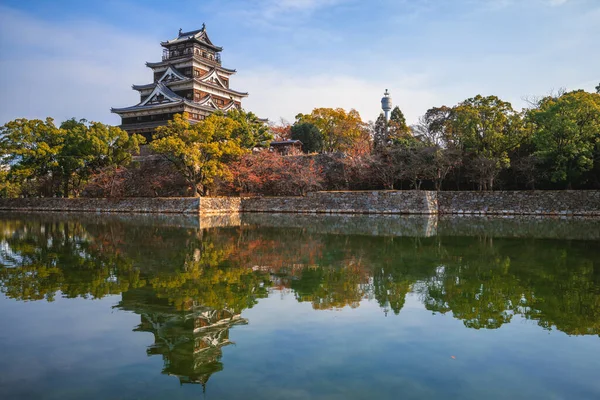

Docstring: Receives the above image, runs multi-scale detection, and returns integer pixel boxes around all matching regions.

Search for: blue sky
[0,0,598,126]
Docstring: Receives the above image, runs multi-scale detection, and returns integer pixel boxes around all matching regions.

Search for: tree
[58,119,143,197]
[0,117,141,197]
[412,106,454,147]
[372,113,388,151]
[369,148,399,189]
[596,83,600,94]
[151,113,245,196]
[448,95,522,190]
[528,90,600,187]
[0,118,63,196]
[224,109,272,149]
[230,151,323,196]
[295,108,366,153]
[290,122,323,153]
[422,145,462,191]
[387,106,413,145]
[269,119,292,141]
[394,144,431,190]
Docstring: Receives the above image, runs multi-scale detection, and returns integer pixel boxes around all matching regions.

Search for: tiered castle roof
[111,25,248,137]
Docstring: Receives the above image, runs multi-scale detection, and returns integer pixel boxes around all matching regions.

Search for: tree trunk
[192,182,202,197]
[63,178,69,198]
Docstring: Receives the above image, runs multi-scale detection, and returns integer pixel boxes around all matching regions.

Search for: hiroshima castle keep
[111,25,248,139]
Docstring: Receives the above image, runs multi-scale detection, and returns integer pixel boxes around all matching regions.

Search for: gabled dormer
[139,84,182,106]
[156,66,188,83]
[199,68,229,89]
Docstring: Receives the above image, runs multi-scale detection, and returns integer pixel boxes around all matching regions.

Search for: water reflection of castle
[116,289,247,387]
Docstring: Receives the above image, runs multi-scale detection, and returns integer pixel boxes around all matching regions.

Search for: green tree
[151,113,245,196]
[0,118,63,196]
[372,113,388,151]
[290,122,323,153]
[0,118,142,197]
[224,108,272,149]
[449,95,522,190]
[58,119,143,196]
[388,106,415,146]
[412,106,454,146]
[596,83,600,94]
[528,90,600,187]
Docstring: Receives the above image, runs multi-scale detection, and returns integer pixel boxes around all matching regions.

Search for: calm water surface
[0,213,599,400]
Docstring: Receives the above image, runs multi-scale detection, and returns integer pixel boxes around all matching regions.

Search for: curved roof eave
[145,61,237,74]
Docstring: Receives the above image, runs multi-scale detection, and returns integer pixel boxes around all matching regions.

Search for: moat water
[0,212,599,399]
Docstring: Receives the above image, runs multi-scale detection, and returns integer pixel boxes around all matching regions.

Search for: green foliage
[290,122,324,153]
[295,107,367,153]
[151,113,245,196]
[448,95,522,190]
[388,106,413,145]
[528,90,600,186]
[0,117,142,197]
[224,108,272,149]
[2,216,598,337]
[372,113,388,150]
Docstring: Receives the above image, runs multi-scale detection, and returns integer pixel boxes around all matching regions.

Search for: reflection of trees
[418,238,600,335]
[148,230,271,312]
[0,219,144,301]
[419,245,525,329]
[292,265,368,310]
[0,216,598,338]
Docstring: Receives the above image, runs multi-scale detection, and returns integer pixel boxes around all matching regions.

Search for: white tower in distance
[381,89,392,121]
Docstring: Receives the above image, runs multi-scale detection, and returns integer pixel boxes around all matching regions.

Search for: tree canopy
[224,108,272,149]
[150,112,245,196]
[0,117,142,197]
[295,107,367,153]
[290,122,323,153]
[528,90,600,187]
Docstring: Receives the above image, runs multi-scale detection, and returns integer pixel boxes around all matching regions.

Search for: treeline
[0,109,271,197]
[1,87,599,197]
[283,89,600,191]
[0,118,143,197]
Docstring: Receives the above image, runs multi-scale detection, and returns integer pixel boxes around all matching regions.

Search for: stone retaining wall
[437,190,600,216]
[0,197,200,214]
[0,190,597,216]
[243,191,438,214]
[198,197,242,214]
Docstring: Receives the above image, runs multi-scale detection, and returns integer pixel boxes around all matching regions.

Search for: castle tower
[381,89,392,122]
[111,25,248,140]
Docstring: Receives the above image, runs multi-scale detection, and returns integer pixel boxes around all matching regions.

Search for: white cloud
[228,0,351,30]
[237,68,437,123]
[0,6,156,125]
[0,0,597,129]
